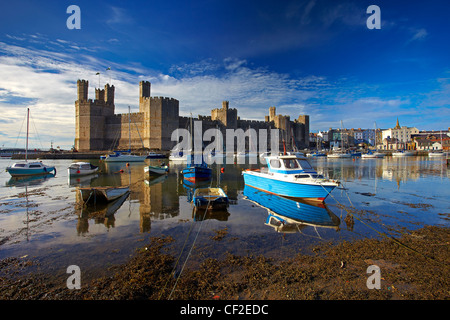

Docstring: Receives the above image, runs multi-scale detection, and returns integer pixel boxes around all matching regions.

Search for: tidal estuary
[0,156,449,299]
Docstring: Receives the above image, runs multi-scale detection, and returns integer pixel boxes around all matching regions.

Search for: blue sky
[0,0,449,148]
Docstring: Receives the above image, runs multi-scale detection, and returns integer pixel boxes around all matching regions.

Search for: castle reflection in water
[72,156,449,235]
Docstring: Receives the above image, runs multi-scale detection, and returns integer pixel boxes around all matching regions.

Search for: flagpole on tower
[96,72,100,88]
[106,67,111,85]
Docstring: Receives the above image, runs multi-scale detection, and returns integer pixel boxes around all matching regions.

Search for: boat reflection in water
[6,173,56,187]
[192,206,230,221]
[144,174,168,187]
[243,185,340,233]
[76,189,130,235]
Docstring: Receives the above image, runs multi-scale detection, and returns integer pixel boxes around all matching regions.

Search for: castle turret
[139,81,151,102]
[222,101,229,110]
[77,79,88,102]
[95,88,105,102]
[269,106,276,121]
[105,83,115,105]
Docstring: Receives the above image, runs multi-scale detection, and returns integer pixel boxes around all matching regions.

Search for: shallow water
[0,156,449,280]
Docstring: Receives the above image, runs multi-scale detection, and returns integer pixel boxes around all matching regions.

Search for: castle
[74,80,310,152]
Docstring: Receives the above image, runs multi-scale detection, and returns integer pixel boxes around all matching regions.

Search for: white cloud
[410,28,428,42]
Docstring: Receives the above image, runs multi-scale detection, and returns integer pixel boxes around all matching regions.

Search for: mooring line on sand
[160,177,216,300]
[319,181,449,268]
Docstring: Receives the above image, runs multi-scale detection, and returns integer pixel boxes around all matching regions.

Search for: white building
[382,118,418,143]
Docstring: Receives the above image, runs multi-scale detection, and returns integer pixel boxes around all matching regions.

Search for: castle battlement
[151,96,179,102]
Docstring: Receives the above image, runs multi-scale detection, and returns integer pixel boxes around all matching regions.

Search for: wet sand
[0,225,448,300]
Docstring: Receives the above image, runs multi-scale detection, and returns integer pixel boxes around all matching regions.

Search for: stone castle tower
[74,79,179,152]
[75,80,116,151]
[138,81,179,150]
[211,101,238,129]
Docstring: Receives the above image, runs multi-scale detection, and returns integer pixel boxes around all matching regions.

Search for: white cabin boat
[428,152,445,157]
[144,165,169,175]
[68,162,99,176]
[243,154,339,202]
[7,161,56,177]
[392,150,415,157]
[361,151,385,159]
[327,152,352,158]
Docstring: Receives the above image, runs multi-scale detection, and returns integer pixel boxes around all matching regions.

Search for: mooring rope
[163,172,216,300]
[318,180,448,268]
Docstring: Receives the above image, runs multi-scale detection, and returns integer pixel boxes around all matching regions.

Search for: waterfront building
[379,137,408,151]
[412,129,450,151]
[381,118,419,146]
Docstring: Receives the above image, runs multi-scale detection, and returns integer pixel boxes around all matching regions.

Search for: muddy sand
[0,225,448,300]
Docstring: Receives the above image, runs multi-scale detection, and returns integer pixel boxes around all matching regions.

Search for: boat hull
[146,153,165,159]
[327,153,352,158]
[144,165,169,175]
[68,163,99,176]
[362,153,385,158]
[243,171,337,202]
[182,167,212,182]
[6,165,56,177]
[78,186,130,203]
[306,153,326,157]
[104,155,147,162]
[392,151,415,157]
[428,152,445,157]
[68,169,98,176]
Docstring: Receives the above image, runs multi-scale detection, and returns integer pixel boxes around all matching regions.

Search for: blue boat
[6,161,56,177]
[243,185,340,232]
[182,154,212,183]
[242,154,339,202]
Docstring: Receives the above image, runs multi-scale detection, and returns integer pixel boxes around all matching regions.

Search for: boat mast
[128,106,131,152]
[26,108,29,162]
[189,113,194,164]
[374,121,377,148]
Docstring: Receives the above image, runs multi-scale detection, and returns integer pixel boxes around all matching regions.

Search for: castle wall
[103,112,146,150]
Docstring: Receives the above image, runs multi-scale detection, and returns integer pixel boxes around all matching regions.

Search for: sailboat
[6,108,56,177]
[104,106,147,162]
[306,131,326,157]
[327,121,352,158]
[182,116,212,183]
